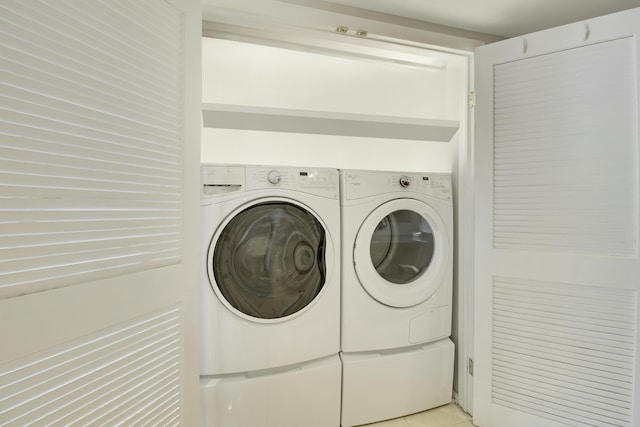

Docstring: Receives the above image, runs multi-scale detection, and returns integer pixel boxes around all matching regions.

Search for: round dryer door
[354,199,449,308]
[208,200,327,321]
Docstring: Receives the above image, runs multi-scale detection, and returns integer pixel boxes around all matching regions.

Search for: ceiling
[323,0,640,38]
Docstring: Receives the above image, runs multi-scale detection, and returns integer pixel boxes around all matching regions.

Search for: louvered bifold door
[474,8,640,427]
[0,0,201,425]
[0,1,184,298]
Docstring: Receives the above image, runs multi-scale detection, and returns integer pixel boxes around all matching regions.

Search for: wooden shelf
[202,103,459,142]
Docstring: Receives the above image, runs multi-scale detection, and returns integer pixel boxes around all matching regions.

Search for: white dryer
[199,164,341,427]
[339,169,455,427]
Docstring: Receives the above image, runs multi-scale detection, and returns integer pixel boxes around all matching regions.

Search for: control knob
[267,170,281,184]
[399,176,411,188]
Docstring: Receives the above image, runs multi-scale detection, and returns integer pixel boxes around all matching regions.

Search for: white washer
[200,164,341,427]
[340,169,455,427]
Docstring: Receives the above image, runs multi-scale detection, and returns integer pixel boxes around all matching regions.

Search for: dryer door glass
[370,209,434,284]
[212,202,326,319]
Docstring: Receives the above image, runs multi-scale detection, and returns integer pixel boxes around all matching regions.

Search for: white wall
[201,37,464,173]
[201,128,457,172]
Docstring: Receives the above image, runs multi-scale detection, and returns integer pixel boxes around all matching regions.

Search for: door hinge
[469,90,476,108]
[468,357,474,376]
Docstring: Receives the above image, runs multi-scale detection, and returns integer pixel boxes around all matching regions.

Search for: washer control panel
[247,165,339,199]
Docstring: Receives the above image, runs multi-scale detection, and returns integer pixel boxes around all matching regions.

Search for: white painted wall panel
[201,37,465,172]
[202,37,457,120]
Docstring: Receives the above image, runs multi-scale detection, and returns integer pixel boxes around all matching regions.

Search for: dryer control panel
[343,169,452,201]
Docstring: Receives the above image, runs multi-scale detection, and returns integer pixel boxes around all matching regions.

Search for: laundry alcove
[200,2,476,422]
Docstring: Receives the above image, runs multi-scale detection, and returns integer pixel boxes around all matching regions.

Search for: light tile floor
[359,403,474,427]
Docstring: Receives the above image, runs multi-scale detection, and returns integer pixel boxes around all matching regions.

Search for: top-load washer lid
[209,201,326,320]
[354,199,449,308]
